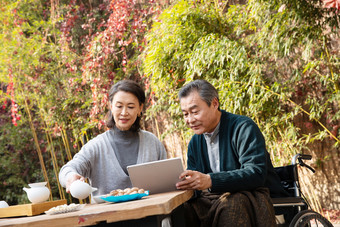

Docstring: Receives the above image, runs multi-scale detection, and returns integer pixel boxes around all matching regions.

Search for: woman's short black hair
[106,80,145,131]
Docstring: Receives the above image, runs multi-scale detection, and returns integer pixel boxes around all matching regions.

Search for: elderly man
[176,80,287,227]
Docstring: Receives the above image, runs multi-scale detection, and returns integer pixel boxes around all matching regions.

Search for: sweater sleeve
[58,141,95,188]
[187,137,203,171]
[209,119,268,193]
[187,140,197,171]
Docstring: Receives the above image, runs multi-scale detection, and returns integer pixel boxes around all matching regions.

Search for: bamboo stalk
[23,97,52,201]
[299,167,315,209]
[58,136,66,166]
[43,124,65,200]
[61,127,73,161]
[324,42,339,92]
[299,167,323,213]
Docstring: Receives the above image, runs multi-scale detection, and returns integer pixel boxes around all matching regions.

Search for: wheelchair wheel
[289,210,333,227]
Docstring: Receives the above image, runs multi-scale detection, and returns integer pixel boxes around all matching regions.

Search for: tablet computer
[127,157,184,194]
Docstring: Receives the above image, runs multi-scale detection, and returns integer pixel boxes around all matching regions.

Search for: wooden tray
[0,200,67,218]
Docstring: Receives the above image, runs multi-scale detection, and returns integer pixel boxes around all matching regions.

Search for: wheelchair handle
[299,154,312,160]
[292,153,315,173]
[291,154,312,165]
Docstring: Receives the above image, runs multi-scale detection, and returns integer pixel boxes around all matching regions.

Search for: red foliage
[55,0,164,129]
[6,68,21,126]
[79,0,163,129]
[4,0,165,131]
[323,0,340,10]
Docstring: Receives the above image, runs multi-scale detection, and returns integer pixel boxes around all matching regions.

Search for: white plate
[45,203,85,215]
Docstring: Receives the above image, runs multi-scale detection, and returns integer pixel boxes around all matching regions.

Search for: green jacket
[187,110,287,197]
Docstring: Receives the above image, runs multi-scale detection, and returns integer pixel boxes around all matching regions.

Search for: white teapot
[23,182,50,203]
[70,180,97,200]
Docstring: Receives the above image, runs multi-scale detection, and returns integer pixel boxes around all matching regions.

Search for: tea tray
[0,199,67,218]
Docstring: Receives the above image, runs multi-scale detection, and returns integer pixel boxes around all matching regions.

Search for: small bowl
[92,195,105,204]
[0,201,9,208]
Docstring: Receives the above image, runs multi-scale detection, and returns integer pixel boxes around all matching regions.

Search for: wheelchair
[273,153,334,227]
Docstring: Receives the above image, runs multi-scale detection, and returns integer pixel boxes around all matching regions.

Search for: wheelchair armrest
[272,197,306,207]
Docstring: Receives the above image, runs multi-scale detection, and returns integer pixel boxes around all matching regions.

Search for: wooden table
[0,190,193,227]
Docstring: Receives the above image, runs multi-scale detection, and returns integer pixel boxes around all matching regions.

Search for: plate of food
[45,203,85,215]
[100,187,149,203]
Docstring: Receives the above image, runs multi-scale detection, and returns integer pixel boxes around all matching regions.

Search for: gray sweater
[59,129,166,196]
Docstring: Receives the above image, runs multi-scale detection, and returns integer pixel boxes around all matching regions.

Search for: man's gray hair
[178,80,219,108]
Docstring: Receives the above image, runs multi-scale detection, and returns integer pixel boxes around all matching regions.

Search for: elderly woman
[59,80,166,198]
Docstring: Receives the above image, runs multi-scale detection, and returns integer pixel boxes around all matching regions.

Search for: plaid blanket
[183,187,277,227]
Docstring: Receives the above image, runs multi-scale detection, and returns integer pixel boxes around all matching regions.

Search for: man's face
[180,91,219,134]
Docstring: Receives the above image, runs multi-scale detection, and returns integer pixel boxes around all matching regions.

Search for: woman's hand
[66,173,85,193]
[176,170,212,191]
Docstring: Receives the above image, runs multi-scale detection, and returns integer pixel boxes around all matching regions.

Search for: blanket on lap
[184,187,276,227]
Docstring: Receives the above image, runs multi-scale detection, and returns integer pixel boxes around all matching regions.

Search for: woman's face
[110,91,143,131]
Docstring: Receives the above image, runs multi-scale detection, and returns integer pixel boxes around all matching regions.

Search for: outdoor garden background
[0,0,339,223]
